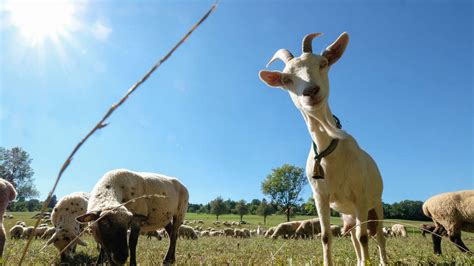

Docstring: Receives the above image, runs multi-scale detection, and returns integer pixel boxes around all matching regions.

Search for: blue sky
[0,0,472,205]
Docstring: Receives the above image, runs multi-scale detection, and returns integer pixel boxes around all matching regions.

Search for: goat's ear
[322,32,349,66]
[259,70,285,88]
[76,211,101,224]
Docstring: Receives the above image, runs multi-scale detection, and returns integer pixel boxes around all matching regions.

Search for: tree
[261,164,307,221]
[0,147,39,199]
[256,198,274,225]
[210,196,227,221]
[248,199,261,215]
[234,200,248,222]
[303,197,317,215]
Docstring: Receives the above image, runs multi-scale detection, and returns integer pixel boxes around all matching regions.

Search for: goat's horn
[266,49,294,67]
[302,33,322,53]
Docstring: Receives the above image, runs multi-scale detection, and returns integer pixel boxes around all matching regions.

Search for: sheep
[76,169,189,265]
[423,190,474,255]
[391,224,407,237]
[41,227,56,240]
[223,228,234,237]
[44,192,89,261]
[264,227,276,238]
[209,231,223,237]
[16,221,27,227]
[233,228,249,238]
[178,225,198,240]
[382,227,392,238]
[271,221,302,239]
[259,33,387,265]
[0,178,16,258]
[330,225,342,237]
[295,219,321,239]
[21,226,35,239]
[143,230,162,240]
[9,224,24,239]
[200,230,210,237]
[420,224,447,238]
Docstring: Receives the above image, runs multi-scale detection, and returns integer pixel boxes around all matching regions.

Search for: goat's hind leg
[373,206,388,265]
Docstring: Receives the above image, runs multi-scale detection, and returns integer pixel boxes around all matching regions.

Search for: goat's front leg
[314,193,332,266]
[355,206,370,266]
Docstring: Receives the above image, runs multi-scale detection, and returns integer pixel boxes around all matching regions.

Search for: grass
[2,212,473,265]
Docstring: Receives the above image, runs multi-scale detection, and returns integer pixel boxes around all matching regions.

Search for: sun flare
[6,0,77,46]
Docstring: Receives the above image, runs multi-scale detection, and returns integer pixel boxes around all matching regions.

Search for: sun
[5,0,77,46]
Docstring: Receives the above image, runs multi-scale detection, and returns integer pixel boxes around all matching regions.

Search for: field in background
[2,212,473,265]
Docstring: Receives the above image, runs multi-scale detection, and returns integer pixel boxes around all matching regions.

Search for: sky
[0,0,472,205]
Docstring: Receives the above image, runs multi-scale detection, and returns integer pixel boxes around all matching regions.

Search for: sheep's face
[76,208,147,265]
[46,229,87,259]
[259,33,349,116]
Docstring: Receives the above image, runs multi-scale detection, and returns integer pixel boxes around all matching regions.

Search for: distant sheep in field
[382,227,392,237]
[45,192,89,261]
[200,230,210,237]
[9,224,24,239]
[423,190,474,255]
[264,227,276,238]
[178,225,198,240]
[76,169,189,265]
[0,178,17,258]
[223,228,234,237]
[295,219,321,239]
[209,231,223,237]
[330,225,342,237]
[41,227,55,240]
[233,228,249,238]
[420,224,447,238]
[271,221,302,239]
[16,221,27,227]
[391,224,407,237]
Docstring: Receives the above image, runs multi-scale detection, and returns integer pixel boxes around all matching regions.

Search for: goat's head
[259,33,349,137]
[76,207,147,265]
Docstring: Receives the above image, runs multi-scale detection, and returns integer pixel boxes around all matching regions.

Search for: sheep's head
[45,228,87,260]
[259,32,349,138]
[76,207,147,265]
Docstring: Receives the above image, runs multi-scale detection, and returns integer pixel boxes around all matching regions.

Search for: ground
[1,212,473,265]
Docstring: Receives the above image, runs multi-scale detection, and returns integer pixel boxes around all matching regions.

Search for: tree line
[1,146,430,222]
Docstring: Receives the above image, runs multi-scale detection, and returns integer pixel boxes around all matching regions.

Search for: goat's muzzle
[303,86,320,97]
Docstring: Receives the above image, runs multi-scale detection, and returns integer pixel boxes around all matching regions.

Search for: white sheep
[382,227,392,237]
[264,226,276,238]
[295,219,321,239]
[391,224,407,237]
[259,33,387,265]
[423,190,474,254]
[76,169,189,265]
[9,224,24,239]
[178,225,198,240]
[0,178,16,258]
[271,221,302,239]
[41,227,55,240]
[209,231,223,237]
[16,221,27,227]
[44,192,89,261]
[200,230,210,237]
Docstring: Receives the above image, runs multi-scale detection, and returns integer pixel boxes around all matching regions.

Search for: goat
[259,32,387,266]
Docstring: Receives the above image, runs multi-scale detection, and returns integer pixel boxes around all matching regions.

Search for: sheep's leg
[355,207,370,265]
[314,196,332,266]
[164,216,182,264]
[0,224,5,258]
[374,205,388,265]
[449,233,470,253]
[128,226,140,265]
[432,226,443,255]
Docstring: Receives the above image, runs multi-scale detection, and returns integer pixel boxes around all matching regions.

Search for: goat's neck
[302,105,335,154]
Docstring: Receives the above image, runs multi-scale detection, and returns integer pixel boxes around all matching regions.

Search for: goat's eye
[281,75,292,85]
[320,61,328,69]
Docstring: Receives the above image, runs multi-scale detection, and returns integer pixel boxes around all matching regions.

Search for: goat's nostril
[303,86,320,96]
[314,86,320,94]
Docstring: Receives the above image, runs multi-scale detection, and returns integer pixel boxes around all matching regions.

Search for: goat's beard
[306,103,348,139]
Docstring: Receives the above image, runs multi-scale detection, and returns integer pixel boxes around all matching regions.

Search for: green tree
[303,197,317,215]
[256,199,275,225]
[210,196,227,221]
[0,147,39,199]
[261,164,307,221]
[249,199,261,215]
[234,199,248,222]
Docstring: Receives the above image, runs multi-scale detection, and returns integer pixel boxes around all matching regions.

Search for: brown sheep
[295,219,321,239]
[271,221,302,239]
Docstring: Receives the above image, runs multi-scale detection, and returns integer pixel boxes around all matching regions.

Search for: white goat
[259,32,387,266]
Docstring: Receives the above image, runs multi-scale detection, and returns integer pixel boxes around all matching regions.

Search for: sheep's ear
[76,211,101,223]
[259,70,286,88]
[322,32,349,66]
